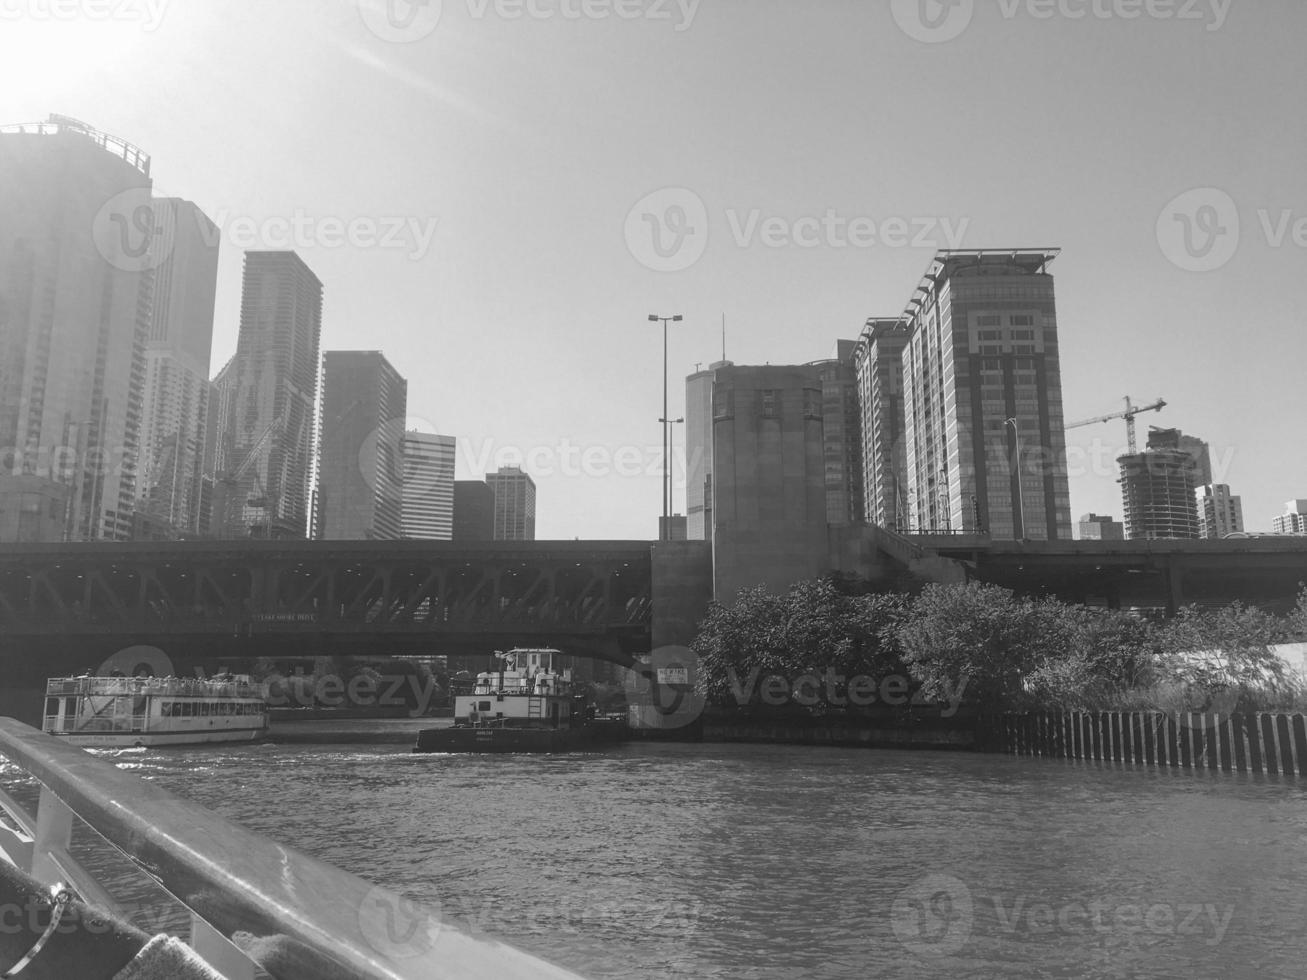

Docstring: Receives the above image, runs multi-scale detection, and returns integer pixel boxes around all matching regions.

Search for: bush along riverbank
[679,577,1307,752]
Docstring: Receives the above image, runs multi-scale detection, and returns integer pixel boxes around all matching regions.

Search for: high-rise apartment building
[0,115,154,541]
[1197,484,1244,539]
[854,319,909,531]
[315,351,407,540]
[1078,513,1125,540]
[892,250,1071,539]
[684,360,731,540]
[453,480,495,541]
[402,432,456,540]
[486,467,536,540]
[135,199,220,537]
[212,252,323,538]
[1272,501,1307,535]
[1118,450,1200,540]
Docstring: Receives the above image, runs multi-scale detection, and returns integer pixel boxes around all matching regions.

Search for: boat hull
[50,727,266,748]
[413,721,627,754]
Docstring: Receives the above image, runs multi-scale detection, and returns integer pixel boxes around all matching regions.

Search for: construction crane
[1066,396,1166,454]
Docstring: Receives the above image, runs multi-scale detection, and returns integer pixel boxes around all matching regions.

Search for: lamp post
[660,416,684,534]
[1006,417,1024,540]
[648,314,683,540]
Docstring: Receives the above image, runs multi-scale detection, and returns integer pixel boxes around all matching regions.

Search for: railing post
[31,785,73,884]
[191,915,256,980]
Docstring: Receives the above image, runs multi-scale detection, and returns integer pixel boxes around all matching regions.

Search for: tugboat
[412,649,626,753]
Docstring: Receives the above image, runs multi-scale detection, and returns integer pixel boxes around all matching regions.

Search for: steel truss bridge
[0,541,656,672]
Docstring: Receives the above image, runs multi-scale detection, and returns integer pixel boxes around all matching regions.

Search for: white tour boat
[43,674,268,748]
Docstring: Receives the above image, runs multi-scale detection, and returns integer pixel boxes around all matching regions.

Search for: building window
[713,389,734,420]
[977,315,1001,327]
[760,390,779,418]
[1010,314,1035,326]
[979,330,1002,341]
[803,389,822,420]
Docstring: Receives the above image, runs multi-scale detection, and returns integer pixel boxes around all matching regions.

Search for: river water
[7,739,1307,979]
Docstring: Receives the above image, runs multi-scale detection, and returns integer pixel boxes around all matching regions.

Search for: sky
[3,0,1304,539]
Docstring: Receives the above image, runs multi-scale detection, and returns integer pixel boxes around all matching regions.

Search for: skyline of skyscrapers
[0,118,1285,545]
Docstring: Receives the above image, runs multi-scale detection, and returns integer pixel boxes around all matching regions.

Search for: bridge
[906,534,1307,614]
[0,540,671,682]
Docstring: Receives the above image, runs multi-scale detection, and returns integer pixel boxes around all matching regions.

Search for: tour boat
[413,649,626,753]
[43,674,268,748]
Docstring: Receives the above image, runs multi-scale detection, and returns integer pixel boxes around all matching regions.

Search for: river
[6,739,1307,979]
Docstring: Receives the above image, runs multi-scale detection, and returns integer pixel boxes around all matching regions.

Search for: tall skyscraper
[894,249,1071,539]
[486,466,536,540]
[453,480,495,541]
[315,351,407,540]
[213,251,323,538]
[1272,501,1307,535]
[1078,513,1125,541]
[854,319,909,531]
[1118,450,1200,540]
[0,115,154,541]
[135,199,220,537]
[685,360,732,540]
[1197,484,1243,540]
[402,432,456,540]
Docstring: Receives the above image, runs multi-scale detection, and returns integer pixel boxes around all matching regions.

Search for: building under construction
[1117,449,1201,540]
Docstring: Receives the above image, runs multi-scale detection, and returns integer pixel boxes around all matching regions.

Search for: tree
[692,579,909,712]
[896,583,1059,705]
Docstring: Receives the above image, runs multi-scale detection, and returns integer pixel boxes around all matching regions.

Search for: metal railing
[0,719,587,980]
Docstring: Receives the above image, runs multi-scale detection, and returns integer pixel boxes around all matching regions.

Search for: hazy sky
[4,0,1304,539]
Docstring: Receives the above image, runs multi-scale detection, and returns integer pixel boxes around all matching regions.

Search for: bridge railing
[0,719,587,980]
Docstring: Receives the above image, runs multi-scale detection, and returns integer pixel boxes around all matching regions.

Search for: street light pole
[648,314,683,540]
[1006,417,1025,540]
[660,416,684,530]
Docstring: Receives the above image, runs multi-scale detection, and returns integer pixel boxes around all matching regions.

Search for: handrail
[0,719,587,980]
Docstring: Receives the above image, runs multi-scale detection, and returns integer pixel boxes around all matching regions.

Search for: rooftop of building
[0,113,151,177]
